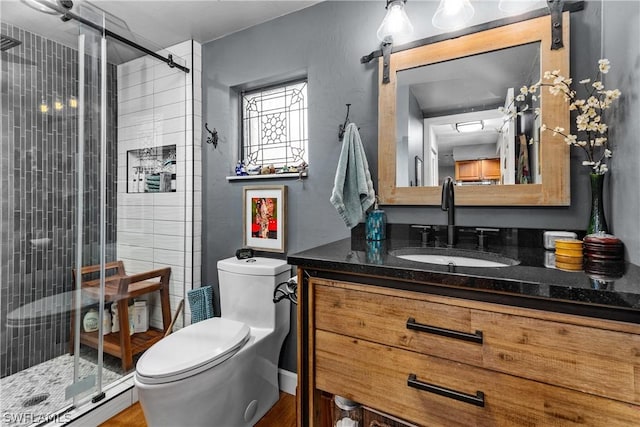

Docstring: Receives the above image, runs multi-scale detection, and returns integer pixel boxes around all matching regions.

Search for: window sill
[226,172,307,182]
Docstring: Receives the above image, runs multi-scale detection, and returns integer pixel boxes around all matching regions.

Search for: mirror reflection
[396,42,541,187]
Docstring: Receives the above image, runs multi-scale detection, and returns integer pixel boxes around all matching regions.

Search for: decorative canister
[365,198,386,241]
[333,396,362,427]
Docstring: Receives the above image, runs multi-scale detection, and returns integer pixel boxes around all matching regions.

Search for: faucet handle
[411,225,432,230]
[475,228,499,250]
[411,225,432,245]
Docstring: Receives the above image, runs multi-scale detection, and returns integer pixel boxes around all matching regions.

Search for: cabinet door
[454,160,480,181]
[480,159,501,180]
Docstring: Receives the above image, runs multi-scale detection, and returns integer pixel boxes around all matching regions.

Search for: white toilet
[134,256,292,427]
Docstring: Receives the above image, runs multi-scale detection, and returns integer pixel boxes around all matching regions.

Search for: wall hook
[338,104,352,141]
[205,123,218,148]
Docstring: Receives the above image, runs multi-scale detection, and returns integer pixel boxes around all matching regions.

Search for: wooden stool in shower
[69,261,172,372]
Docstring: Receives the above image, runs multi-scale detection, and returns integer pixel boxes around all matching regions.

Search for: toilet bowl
[134,256,291,427]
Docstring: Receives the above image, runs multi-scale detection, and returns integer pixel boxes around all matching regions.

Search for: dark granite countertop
[287,225,640,324]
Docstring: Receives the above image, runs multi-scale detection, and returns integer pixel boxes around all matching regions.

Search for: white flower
[501,60,620,174]
[564,135,577,145]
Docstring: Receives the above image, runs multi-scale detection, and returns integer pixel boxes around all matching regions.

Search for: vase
[587,173,608,235]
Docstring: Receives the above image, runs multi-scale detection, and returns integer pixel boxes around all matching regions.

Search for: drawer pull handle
[407,374,485,407]
[406,317,483,344]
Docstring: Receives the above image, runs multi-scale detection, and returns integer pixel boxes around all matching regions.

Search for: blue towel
[330,123,376,228]
[187,286,214,324]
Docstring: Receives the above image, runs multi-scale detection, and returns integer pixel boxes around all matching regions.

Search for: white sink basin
[391,248,519,268]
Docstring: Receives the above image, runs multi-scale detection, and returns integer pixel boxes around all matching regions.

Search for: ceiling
[1,0,321,63]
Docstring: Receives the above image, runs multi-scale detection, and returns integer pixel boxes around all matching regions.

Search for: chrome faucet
[441,176,456,247]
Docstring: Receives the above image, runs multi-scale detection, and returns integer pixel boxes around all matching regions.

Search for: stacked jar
[333,396,362,427]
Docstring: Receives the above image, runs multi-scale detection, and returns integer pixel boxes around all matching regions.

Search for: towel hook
[205,123,218,148]
[338,104,352,141]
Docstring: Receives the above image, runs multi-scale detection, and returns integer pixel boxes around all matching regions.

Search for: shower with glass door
[0,1,192,424]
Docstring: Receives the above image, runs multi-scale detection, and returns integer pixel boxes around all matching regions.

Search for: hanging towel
[187,286,214,324]
[330,123,376,228]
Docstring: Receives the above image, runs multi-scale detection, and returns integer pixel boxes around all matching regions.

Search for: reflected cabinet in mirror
[378,13,570,206]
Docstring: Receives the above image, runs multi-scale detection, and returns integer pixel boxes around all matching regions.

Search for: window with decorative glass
[241,80,308,171]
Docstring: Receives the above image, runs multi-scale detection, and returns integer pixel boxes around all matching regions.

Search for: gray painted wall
[202,0,637,373]
[604,1,640,265]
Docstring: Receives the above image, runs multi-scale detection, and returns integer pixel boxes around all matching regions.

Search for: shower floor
[0,349,122,427]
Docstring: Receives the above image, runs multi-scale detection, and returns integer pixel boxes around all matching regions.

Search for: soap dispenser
[365,197,386,241]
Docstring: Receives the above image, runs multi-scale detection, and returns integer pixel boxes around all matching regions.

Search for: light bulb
[69,96,78,108]
[40,99,49,113]
[54,100,64,111]
[377,0,414,42]
[432,0,475,31]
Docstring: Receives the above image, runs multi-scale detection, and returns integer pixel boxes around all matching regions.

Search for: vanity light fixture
[455,120,484,133]
[377,0,413,84]
[377,0,414,42]
[432,0,475,31]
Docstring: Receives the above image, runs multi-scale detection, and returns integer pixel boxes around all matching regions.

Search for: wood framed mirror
[378,13,570,206]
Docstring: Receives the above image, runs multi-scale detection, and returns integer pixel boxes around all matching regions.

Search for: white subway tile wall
[116,41,202,330]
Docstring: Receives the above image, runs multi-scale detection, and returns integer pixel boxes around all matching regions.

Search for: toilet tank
[217,256,291,329]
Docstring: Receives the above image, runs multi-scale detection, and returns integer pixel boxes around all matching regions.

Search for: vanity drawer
[473,309,640,404]
[314,281,483,365]
[315,330,640,427]
[313,278,640,404]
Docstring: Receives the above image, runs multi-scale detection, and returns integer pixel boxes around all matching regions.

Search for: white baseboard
[278,369,297,396]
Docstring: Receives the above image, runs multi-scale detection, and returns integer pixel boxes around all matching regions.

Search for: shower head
[0,34,22,52]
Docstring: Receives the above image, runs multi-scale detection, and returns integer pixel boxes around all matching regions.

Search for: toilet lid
[136,317,250,384]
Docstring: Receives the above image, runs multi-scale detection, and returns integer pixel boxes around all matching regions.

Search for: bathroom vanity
[288,227,640,426]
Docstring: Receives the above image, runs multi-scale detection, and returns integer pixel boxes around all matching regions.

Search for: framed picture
[243,185,287,253]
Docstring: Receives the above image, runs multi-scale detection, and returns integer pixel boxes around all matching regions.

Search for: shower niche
[127,145,177,193]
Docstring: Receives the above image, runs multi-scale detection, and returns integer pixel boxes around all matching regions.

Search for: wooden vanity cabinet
[299,275,640,427]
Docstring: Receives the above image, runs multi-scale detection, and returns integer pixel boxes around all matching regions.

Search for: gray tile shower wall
[0,23,118,378]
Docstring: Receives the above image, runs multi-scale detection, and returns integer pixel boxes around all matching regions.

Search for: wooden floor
[100,392,296,427]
